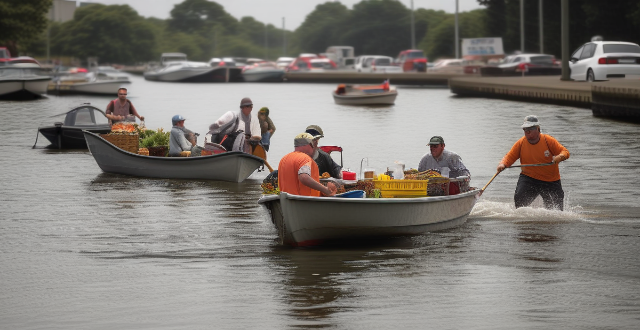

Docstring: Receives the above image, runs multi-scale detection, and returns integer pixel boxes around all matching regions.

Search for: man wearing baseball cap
[305,125,342,179]
[169,114,196,156]
[497,115,570,210]
[418,135,470,179]
[206,97,261,153]
[278,133,336,197]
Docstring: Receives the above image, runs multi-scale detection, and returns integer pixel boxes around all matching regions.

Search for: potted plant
[139,128,170,156]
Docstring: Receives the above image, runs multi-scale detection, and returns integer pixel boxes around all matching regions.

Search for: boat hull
[47,80,130,96]
[242,69,285,82]
[0,78,51,100]
[259,189,479,246]
[332,90,398,105]
[84,131,264,182]
[39,126,111,149]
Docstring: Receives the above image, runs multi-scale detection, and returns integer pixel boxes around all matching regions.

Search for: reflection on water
[2,78,640,329]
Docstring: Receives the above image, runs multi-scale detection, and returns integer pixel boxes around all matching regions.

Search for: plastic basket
[147,146,168,157]
[427,177,450,196]
[373,179,428,198]
[101,133,139,154]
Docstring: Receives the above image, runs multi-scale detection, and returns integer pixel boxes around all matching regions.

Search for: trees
[0,0,52,55]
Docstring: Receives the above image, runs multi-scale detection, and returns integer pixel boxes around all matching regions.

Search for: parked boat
[47,70,130,96]
[144,53,220,82]
[332,80,398,105]
[241,62,285,82]
[37,104,111,149]
[83,131,265,182]
[259,188,479,246]
[0,57,52,100]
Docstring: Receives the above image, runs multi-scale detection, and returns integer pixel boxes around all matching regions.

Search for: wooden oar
[478,162,554,196]
[251,143,274,172]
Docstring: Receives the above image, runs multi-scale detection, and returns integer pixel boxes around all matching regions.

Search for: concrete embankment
[284,72,450,86]
[449,76,640,119]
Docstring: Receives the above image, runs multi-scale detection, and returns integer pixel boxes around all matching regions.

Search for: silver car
[569,41,640,81]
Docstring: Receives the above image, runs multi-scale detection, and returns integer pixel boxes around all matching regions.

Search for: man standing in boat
[278,133,336,197]
[105,88,144,124]
[496,115,570,210]
[206,97,261,153]
[418,136,470,178]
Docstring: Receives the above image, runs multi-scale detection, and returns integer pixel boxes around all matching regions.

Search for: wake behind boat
[259,188,479,246]
[332,80,398,105]
[83,131,265,182]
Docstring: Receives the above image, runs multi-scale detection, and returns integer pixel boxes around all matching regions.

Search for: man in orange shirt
[497,115,570,210]
[278,133,336,197]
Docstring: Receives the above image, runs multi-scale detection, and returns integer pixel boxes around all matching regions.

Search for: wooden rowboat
[332,80,398,105]
[258,188,480,246]
[83,131,264,182]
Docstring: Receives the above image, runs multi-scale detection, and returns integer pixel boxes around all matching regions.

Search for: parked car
[286,56,337,72]
[569,41,640,81]
[359,56,402,73]
[395,49,428,72]
[309,58,338,71]
[275,57,295,69]
[498,53,556,72]
[428,59,485,74]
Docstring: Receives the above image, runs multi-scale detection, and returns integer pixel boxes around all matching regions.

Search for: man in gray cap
[305,125,342,179]
[418,135,470,179]
[277,133,336,197]
[206,97,261,153]
[168,114,196,156]
[497,115,570,210]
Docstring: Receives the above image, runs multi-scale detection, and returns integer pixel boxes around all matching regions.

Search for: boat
[332,80,398,105]
[47,70,130,96]
[37,104,111,149]
[241,62,285,82]
[83,131,265,182]
[258,188,479,246]
[144,53,220,82]
[0,57,52,100]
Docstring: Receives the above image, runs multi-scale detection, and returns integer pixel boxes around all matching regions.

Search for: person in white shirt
[206,97,261,153]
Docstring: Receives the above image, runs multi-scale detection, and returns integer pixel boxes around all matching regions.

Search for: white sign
[462,38,504,56]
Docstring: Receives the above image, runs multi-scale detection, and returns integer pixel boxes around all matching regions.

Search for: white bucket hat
[521,115,541,128]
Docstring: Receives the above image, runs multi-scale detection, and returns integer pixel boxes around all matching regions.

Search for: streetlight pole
[455,0,459,58]
[561,0,570,80]
[410,0,415,49]
[539,0,543,53]
[282,17,286,57]
[265,24,268,60]
[520,0,525,52]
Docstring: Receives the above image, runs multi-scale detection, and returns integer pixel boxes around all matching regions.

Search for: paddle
[251,143,274,172]
[478,162,554,196]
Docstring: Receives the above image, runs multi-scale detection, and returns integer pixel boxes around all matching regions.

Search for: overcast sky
[82,0,484,30]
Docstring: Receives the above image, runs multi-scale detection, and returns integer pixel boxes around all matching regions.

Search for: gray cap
[521,115,541,128]
[305,125,324,139]
[427,136,444,145]
[240,97,253,107]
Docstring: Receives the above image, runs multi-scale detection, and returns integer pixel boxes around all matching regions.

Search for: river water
[2,75,639,329]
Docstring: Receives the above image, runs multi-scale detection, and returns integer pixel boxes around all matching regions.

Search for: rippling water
[2,75,639,329]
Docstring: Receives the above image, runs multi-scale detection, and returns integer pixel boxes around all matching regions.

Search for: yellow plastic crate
[373,179,429,198]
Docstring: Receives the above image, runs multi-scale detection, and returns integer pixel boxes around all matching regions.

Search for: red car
[286,55,337,72]
[395,49,428,72]
[0,47,12,64]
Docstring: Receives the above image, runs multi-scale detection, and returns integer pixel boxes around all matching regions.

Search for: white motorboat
[332,80,398,105]
[241,62,285,82]
[47,71,130,96]
[0,57,52,100]
[144,53,219,82]
[259,188,479,246]
[83,131,265,182]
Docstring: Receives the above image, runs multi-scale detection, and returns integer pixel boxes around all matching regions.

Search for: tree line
[3,0,640,66]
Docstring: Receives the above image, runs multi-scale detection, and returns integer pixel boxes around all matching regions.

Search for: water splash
[471,199,586,222]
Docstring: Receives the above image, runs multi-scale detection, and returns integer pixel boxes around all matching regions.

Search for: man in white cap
[206,97,261,153]
[169,114,196,156]
[497,115,570,210]
[305,125,342,179]
[278,133,336,197]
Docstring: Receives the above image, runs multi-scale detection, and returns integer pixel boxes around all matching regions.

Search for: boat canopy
[62,105,109,126]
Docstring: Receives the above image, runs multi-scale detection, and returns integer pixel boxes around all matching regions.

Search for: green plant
[140,128,170,148]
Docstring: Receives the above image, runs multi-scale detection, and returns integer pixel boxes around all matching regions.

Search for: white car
[358,56,402,73]
[275,57,295,69]
[429,59,466,74]
[498,53,556,69]
[569,41,640,81]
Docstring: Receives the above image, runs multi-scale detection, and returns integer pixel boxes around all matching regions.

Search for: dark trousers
[514,174,564,211]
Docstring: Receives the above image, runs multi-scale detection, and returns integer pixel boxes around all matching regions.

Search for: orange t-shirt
[278,151,321,197]
[501,134,570,182]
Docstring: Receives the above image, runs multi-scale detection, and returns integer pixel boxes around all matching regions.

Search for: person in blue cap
[169,115,196,156]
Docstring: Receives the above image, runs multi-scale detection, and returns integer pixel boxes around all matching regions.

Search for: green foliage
[293,2,350,54]
[0,0,52,55]
[140,128,170,148]
[420,9,487,60]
